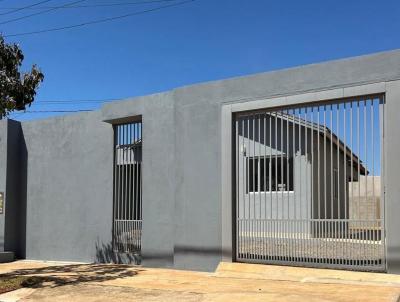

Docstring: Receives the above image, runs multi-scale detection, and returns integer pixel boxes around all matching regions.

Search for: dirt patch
[0,263,141,290]
[0,276,42,294]
[21,284,204,302]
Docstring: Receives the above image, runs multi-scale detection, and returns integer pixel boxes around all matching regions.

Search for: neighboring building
[349,176,382,232]
[1,50,400,273]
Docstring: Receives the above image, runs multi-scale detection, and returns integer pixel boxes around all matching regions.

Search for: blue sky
[2,0,400,121]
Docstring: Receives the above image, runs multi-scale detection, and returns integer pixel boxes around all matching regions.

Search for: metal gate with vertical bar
[113,121,142,255]
[234,95,385,271]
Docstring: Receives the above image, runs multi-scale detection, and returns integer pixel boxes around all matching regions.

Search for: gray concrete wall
[21,111,114,262]
[102,92,177,268]
[103,91,221,271]
[1,49,400,272]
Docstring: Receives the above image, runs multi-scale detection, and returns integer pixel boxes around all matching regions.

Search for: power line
[0,0,177,10]
[8,109,94,118]
[8,98,130,116]
[36,97,121,104]
[0,0,87,25]
[0,0,53,16]
[9,99,124,116]
[23,109,94,113]
[4,0,195,37]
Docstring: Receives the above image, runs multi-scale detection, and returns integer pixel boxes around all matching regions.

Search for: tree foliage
[0,35,44,119]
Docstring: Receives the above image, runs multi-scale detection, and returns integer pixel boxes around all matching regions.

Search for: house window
[247,156,294,193]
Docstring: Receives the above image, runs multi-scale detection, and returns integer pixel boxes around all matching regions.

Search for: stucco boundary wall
[1,50,400,272]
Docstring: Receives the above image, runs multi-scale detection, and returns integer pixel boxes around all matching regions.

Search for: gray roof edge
[102,49,400,112]
[100,49,400,113]
[172,48,400,93]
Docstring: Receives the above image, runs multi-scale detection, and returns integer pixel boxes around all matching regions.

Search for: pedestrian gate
[234,96,385,271]
[113,121,142,255]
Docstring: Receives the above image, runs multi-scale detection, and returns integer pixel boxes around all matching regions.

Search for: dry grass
[0,275,42,294]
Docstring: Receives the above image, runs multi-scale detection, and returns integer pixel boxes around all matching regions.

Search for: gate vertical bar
[364,99,368,266]
[259,114,262,259]
[242,118,246,260]
[235,118,239,261]
[297,109,302,263]
[311,106,314,265]
[263,114,267,261]
[305,107,309,263]
[343,102,347,266]
[269,113,273,261]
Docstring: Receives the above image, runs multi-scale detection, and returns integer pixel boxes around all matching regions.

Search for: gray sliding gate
[234,96,386,271]
[113,121,142,256]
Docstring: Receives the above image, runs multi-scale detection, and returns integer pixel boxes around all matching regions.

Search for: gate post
[0,119,26,261]
[384,80,400,274]
[0,120,7,253]
[221,104,234,262]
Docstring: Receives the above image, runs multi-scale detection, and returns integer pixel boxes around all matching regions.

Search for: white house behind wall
[237,112,368,236]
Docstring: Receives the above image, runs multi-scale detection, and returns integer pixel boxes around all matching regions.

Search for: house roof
[269,112,368,175]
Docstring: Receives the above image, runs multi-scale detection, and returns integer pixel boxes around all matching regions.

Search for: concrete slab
[216,262,400,287]
[0,288,35,302]
[0,261,399,301]
[96,266,400,302]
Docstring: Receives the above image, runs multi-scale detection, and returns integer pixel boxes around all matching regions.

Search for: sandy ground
[0,260,400,301]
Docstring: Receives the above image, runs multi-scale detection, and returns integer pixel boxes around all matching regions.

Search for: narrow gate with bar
[113,121,142,257]
[234,96,385,271]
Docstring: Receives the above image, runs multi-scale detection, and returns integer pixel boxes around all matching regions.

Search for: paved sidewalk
[0,261,400,301]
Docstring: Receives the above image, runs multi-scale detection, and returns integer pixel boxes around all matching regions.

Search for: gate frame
[221,81,390,271]
[111,116,143,261]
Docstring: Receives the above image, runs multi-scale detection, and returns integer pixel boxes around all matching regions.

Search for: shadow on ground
[0,264,142,289]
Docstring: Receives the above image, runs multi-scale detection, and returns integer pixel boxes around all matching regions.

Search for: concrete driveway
[1,261,400,301]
